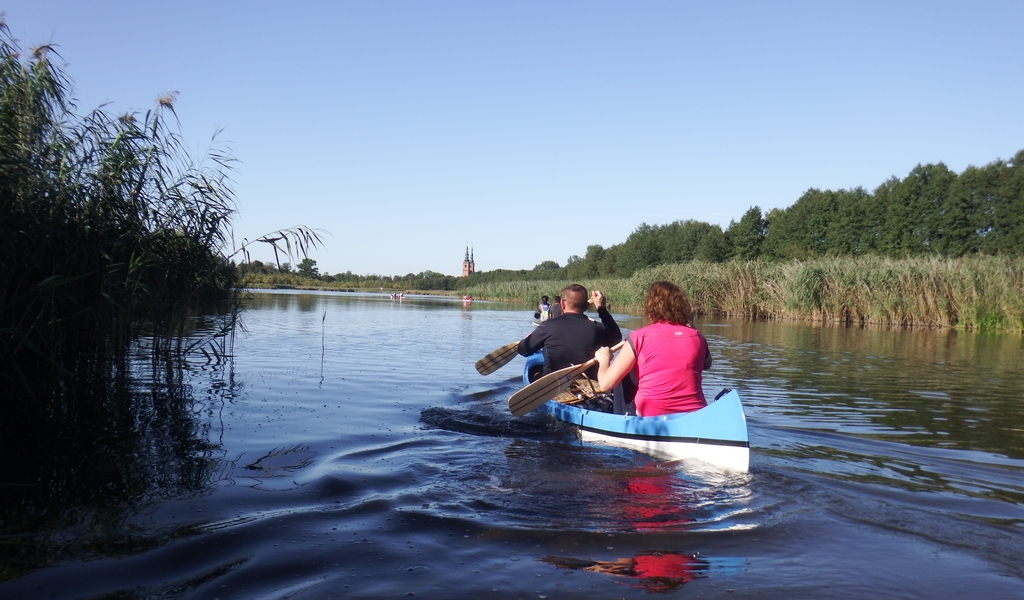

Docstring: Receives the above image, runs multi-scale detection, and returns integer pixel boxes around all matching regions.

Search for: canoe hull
[523,352,749,472]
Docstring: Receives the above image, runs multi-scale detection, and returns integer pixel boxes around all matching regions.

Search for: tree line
[237,258,463,290]
[549,150,1024,280]
[253,149,1023,290]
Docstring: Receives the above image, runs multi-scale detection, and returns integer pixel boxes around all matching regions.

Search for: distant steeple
[462,243,475,276]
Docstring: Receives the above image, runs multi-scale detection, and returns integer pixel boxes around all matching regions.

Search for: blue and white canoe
[523,352,750,472]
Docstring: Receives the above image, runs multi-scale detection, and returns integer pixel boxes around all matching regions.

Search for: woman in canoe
[595,281,711,416]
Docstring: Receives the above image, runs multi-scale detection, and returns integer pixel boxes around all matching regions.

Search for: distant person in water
[595,281,710,416]
[537,295,551,321]
[518,284,621,378]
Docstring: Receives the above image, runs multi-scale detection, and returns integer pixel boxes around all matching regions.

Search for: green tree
[827,188,871,255]
[765,190,819,258]
[658,220,714,263]
[616,223,663,275]
[598,245,622,276]
[938,165,989,256]
[979,150,1024,255]
[725,206,767,260]
[878,163,956,255]
[695,225,728,262]
[297,258,320,279]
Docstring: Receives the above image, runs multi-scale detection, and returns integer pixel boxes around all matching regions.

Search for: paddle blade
[508,362,591,417]
[475,341,520,375]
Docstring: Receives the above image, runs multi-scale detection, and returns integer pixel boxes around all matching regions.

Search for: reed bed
[463,255,1024,332]
[1,32,232,374]
[0,24,318,398]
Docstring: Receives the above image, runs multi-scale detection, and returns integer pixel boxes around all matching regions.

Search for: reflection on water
[706,319,1024,457]
[1,291,1022,598]
[543,551,713,591]
[0,339,234,579]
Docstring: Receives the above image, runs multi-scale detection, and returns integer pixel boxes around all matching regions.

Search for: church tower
[462,244,475,276]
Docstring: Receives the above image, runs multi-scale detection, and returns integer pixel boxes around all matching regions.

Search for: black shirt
[517,307,622,378]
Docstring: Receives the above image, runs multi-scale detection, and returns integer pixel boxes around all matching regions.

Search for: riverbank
[241,283,462,297]
[238,256,1024,332]
[461,255,1024,333]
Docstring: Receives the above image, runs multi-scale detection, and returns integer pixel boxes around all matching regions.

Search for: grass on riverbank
[461,255,1024,333]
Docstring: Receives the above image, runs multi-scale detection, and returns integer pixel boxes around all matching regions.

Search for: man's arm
[517,329,545,357]
[589,290,622,346]
[596,305,622,346]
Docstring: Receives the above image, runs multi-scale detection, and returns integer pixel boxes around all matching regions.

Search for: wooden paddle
[507,341,625,417]
[475,341,522,375]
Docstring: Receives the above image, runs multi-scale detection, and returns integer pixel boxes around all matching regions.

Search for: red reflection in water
[542,465,711,591]
[543,551,709,592]
[620,465,697,531]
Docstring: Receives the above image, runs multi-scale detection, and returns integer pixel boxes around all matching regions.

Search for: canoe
[522,352,749,472]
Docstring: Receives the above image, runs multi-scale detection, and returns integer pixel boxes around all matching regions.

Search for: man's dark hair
[560,284,589,312]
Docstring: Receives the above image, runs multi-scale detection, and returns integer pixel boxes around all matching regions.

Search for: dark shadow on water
[419,406,560,439]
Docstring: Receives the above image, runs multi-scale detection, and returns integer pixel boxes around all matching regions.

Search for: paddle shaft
[508,340,625,417]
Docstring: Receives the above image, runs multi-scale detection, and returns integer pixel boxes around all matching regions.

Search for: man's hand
[590,290,606,310]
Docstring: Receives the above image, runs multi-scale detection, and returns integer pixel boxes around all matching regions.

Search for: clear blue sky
[4,1,1022,276]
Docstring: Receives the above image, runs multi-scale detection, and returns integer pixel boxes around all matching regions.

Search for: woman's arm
[596,342,637,392]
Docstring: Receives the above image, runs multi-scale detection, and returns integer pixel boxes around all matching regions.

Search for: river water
[2,290,1023,599]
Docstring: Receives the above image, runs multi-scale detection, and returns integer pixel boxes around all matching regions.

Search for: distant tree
[662,220,721,263]
[726,206,767,260]
[581,245,605,277]
[598,244,623,276]
[763,203,804,260]
[694,225,728,262]
[829,188,873,255]
[534,260,561,271]
[279,262,292,274]
[797,189,840,256]
[297,258,320,279]
[877,163,956,255]
[237,260,271,276]
[616,223,663,275]
[978,150,1024,256]
[566,246,598,279]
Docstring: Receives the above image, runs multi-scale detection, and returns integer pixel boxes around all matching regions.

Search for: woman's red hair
[643,281,693,326]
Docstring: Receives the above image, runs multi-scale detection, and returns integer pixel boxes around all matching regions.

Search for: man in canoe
[549,295,563,318]
[517,284,622,378]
